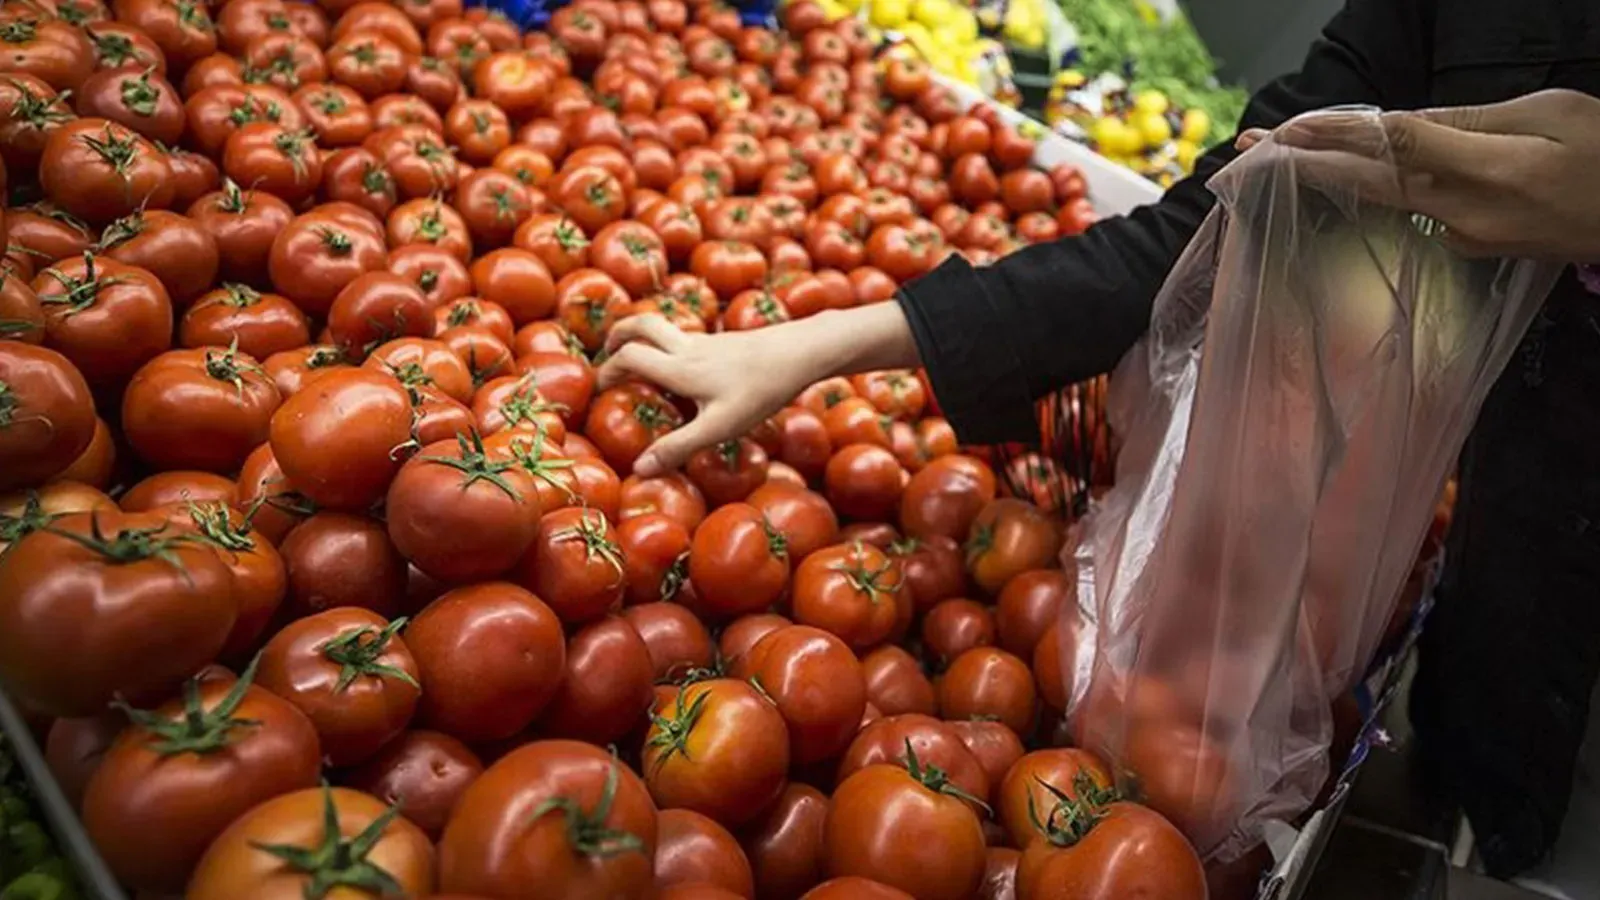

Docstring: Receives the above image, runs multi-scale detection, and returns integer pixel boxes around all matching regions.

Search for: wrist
[801,302,921,380]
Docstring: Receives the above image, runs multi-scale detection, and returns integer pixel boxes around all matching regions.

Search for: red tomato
[158,501,285,661]
[994,569,1069,658]
[540,614,657,745]
[515,506,627,624]
[619,472,708,530]
[655,807,756,897]
[268,210,389,317]
[187,786,435,900]
[438,740,658,898]
[688,502,790,619]
[937,646,1036,735]
[406,581,566,742]
[387,431,542,583]
[31,252,173,389]
[731,624,866,765]
[886,534,967,614]
[585,381,683,475]
[277,511,408,620]
[745,482,838,564]
[120,346,280,472]
[920,598,996,669]
[0,510,235,716]
[966,498,1064,595]
[1015,799,1205,900]
[621,600,713,679]
[0,342,95,490]
[791,541,905,652]
[899,454,998,542]
[684,437,769,507]
[824,758,987,900]
[824,444,906,522]
[269,368,413,511]
[179,283,310,360]
[189,179,296,286]
[642,678,790,827]
[860,645,936,717]
[82,664,322,894]
[947,720,1025,809]
[343,729,485,841]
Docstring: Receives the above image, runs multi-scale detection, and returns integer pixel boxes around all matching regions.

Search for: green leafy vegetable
[0,736,79,900]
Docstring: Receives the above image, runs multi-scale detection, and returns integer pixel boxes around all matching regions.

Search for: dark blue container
[474,0,778,30]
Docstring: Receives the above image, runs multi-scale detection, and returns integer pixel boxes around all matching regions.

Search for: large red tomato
[642,678,790,828]
[32,252,172,388]
[187,786,435,900]
[746,483,839,564]
[343,729,485,841]
[515,506,627,624]
[937,646,1037,735]
[39,117,172,223]
[966,498,1064,595]
[539,614,656,746]
[655,807,756,897]
[269,368,413,510]
[860,645,937,717]
[439,740,658,899]
[256,607,422,767]
[81,664,322,893]
[0,342,95,490]
[744,782,829,900]
[731,624,866,765]
[278,511,408,620]
[95,208,219,309]
[405,582,566,743]
[121,346,282,473]
[621,600,713,680]
[179,283,311,360]
[687,502,790,618]
[900,454,998,542]
[162,500,286,661]
[824,759,987,900]
[0,510,235,716]
[791,541,906,652]
[1014,799,1205,900]
[615,515,693,607]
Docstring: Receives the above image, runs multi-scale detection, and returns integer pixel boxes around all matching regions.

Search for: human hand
[1235,90,1600,262]
[596,302,922,477]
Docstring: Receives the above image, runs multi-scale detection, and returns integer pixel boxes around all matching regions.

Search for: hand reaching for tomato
[597,303,923,477]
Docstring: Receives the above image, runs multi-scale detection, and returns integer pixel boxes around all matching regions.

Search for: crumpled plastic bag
[1061,107,1564,862]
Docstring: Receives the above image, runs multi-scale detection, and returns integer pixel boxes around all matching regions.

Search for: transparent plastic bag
[1062,107,1564,862]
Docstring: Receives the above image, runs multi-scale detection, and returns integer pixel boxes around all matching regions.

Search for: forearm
[785,301,923,383]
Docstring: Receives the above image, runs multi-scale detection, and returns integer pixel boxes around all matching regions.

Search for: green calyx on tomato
[555,219,590,252]
[97,210,148,252]
[1026,771,1123,848]
[320,616,421,692]
[659,551,688,604]
[0,319,41,339]
[902,738,993,815]
[48,513,195,567]
[120,71,160,118]
[631,399,680,432]
[761,516,790,563]
[204,340,268,398]
[38,252,121,315]
[92,32,137,69]
[180,501,257,554]
[174,0,213,33]
[316,226,354,257]
[549,511,626,584]
[361,165,393,197]
[0,492,57,550]
[496,381,568,431]
[217,283,263,308]
[529,761,645,859]
[418,430,526,499]
[217,179,253,214]
[115,656,265,756]
[273,129,313,178]
[312,91,347,115]
[831,542,900,604]
[9,81,73,130]
[503,431,578,502]
[644,684,709,770]
[0,20,38,45]
[445,300,481,327]
[251,786,408,900]
[490,187,522,222]
[79,126,140,179]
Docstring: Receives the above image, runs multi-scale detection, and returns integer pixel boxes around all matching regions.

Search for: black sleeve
[899,0,1435,444]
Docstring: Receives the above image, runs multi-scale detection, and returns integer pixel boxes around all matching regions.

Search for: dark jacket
[899,0,1600,877]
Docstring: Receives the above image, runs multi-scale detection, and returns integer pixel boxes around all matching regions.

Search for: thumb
[1415,89,1584,139]
[633,413,726,477]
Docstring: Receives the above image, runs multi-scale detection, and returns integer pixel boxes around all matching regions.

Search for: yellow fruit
[1181,108,1212,143]
[869,0,911,29]
[911,0,952,27]
[838,0,864,11]
[1092,117,1142,157]
[1175,139,1200,172]
[1133,111,1172,146]
[950,8,978,43]
[1133,90,1169,116]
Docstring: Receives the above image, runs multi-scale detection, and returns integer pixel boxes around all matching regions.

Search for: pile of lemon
[810,0,992,86]
[1048,75,1212,184]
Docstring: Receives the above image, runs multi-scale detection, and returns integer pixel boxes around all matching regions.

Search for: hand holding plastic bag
[1062,107,1564,861]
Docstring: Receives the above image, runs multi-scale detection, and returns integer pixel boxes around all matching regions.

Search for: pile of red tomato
[0,0,1206,897]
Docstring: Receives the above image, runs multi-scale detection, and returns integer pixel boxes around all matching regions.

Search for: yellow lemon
[1092,117,1142,156]
[950,7,978,43]
[1133,90,1169,116]
[1175,138,1200,172]
[1133,111,1173,146]
[869,0,911,29]
[1180,108,1212,143]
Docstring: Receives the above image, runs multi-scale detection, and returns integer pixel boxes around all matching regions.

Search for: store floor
[1301,659,1576,900]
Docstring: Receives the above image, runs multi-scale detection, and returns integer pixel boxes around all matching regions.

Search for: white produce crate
[933,75,1164,218]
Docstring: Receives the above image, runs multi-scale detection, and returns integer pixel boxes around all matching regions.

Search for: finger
[595,341,678,392]
[1414,89,1589,139]
[1278,110,1517,182]
[1234,128,1269,151]
[634,411,732,477]
[604,312,688,356]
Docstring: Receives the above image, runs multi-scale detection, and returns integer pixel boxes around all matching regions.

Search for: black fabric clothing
[898,0,1600,878]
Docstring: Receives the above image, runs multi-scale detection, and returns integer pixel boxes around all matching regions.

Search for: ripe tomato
[996,748,1113,850]
[655,807,756,897]
[684,437,769,507]
[40,117,172,223]
[0,342,94,490]
[860,645,936,717]
[188,179,295,286]
[966,498,1064,594]
[824,444,906,522]
[621,600,712,681]
[688,502,790,618]
[82,664,322,893]
[554,266,630,350]
[540,614,656,745]
[269,368,412,510]
[0,481,113,558]
[757,407,831,480]
[994,569,1069,658]
[689,239,767,302]
[277,510,407,620]
[118,469,237,512]
[584,381,680,474]
[514,212,591,279]
[31,252,171,388]
[804,877,916,899]
[746,483,837,563]
[155,501,284,661]
[387,432,542,583]
[722,287,791,331]
[268,210,389,317]
[0,74,73,175]
[615,513,693,607]
[824,758,987,900]
[455,167,537,249]
[406,582,565,742]
[121,346,281,473]
[188,786,435,900]
[0,15,93,91]
[946,720,1025,808]
[554,164,627,236]
[589,219,671,300]
[366,336,474,404]
[295,83,373,147]
[256,607,419,767]
[439,740,658,899]
[731,624,866,765]
[900,454,998,542]
[0,510,235,716]
[920,598,995,669]
[511,506,625,623]
[619,472,707,530]
[938,646,1036,735]
[642,678,789,827]
[438,297,515,344]
[343,729,484,841]
[1014,799,1205,900]
[73,66,182,144]
[821,397,892,449]
[742,782,829,900]
[886,534,966,614]
[93,209,219,310]
[791,541,905,652]
[263,343,349,398]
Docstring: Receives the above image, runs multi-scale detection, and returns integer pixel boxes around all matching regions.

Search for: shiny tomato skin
[0,510,235,716]
[256,607,421,766]
[685,437,769,507]
[584,381,682,475]
[514,506,627,624]
[189,180,296,286]
[269,368,412,511]
[539,614,656,745]
[268,211,390,318]
[0,482,114,559]
[745,782,829,900]
[162,501,286,662]
[824,444,906,522]
[731,625,866,765]
[886,535,967,614]
[824,763,987,900]
[688,502,790,619]
[32,253,173,389]
[386,434,541,584]
[618,472,707,531]
[438,740,658,899]
[278,511,407,620]
[995,569,1070,659]
[180,284,311,360]
[469,246,556,325]
[642,678,790,828]
[1014,801,1206,900]
[966,499,1065,595]
[406,582,565,742]
[342,729,484,841]
[997,748,1114,850]
[187,786,435,900]
[121,346,281,473]
[803,877,916,900]
[0,342,95,490]
[82,671,323,894]
[615,514,693,607]
[938,646,1037,735]
[920,598,996,669]
[859,645,936,718]
[836,713,989,808]
[746,483,839,565]
[655,807,756,897]
[791,541,904,652]
[40,118,173,224]
[621,600,713,680]
[118,470,237,513]
[947,720,1026,808]
[222,121,322,206]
